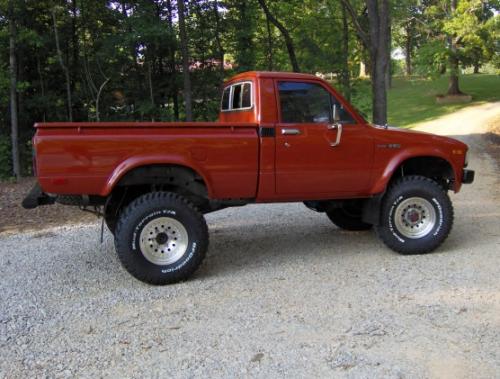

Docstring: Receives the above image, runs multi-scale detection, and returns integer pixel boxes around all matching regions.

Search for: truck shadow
[197,219,392,280]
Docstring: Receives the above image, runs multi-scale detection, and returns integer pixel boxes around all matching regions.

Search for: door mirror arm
[329,123,343,147]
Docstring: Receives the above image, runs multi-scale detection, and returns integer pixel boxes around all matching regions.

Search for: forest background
[0,0,498,179]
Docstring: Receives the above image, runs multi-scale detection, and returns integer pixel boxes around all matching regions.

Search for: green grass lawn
[348,74,499,128]
[387,74,500,128]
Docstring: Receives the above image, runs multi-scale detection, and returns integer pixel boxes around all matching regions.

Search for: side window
[278,82,331,123]
[221,87,231,111]
[221,82,253,112]
[232,85,242,109]
[241,83,251,108]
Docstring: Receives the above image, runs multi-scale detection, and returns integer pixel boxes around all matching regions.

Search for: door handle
[328,123,343,147]
[281,128,301,136]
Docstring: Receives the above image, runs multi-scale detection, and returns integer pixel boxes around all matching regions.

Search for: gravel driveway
[1,106,499,378]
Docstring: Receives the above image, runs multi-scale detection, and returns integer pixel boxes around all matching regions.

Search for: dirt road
[1,103,499,378]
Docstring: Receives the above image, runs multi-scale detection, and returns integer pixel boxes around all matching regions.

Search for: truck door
[275,80,373,197]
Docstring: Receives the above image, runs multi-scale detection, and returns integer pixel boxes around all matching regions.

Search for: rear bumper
[462,169,474,184]
[22,183,56,209]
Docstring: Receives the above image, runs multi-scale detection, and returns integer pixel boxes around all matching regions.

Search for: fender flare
[99,155,213,197]
[370,148,459,194]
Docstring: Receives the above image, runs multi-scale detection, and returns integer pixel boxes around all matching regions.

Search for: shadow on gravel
[87,199,491,284]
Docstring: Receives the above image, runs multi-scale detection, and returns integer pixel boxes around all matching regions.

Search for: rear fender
[101,155,213,197]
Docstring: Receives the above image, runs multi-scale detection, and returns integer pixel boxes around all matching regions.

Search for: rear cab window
[221,81,253,112]
[278,81,356,124]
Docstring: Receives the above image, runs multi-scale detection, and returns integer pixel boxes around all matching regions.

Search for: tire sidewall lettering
[388,195,406,243]
[432,197,443,236]
[388,194,444,244]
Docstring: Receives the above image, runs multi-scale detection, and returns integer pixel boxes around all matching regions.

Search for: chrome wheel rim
[139,217,189,265]
[394,197,436,239]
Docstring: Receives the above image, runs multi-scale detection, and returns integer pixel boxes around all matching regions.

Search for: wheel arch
[102,161,213,229]
[100,156,213,198]
[364,154,457,226]
[371,153,458,194]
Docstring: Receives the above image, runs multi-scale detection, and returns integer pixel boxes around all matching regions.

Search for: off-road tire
[375,175,453,255]
[326,204,372,231]
[105,213,118,235]
[114,192,208,285]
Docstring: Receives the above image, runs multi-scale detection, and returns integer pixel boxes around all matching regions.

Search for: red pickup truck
[23,71,474,284]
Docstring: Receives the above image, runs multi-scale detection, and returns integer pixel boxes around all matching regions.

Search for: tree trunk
[266,16,274,71]
[166,0,179,120]
[213,0,225,93]
[447,57,462,95]
[385,13,392,90]
[341,0,390,123]
[367,0,390,125]
[95,77,110,122]
[341,3,351,101]
[257,0,300,72]
[70,0,78,99]
[359,61,367,78]
[447,43,462,95]
[447,0,462,96]
[177,0,193,121]
[404,22,413,76]
[36,54,47,122]
[52,9,73,121]
[148,60,155,120]
[473,62,480,74]
[9,1,20,179]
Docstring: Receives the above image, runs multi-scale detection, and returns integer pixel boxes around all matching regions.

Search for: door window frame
[275,79,357,125]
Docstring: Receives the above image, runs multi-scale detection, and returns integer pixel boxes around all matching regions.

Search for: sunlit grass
[388,74,500,128]
[345,74,499,128]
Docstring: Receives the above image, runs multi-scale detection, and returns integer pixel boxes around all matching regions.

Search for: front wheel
[114,192,209,285]
[375,176,454,255]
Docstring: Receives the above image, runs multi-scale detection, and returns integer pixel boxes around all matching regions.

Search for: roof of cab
[224,71,319,85]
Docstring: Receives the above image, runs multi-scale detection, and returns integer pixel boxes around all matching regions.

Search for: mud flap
[21,183,56,209]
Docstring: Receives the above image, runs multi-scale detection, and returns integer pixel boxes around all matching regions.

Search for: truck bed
[34,122,260,199]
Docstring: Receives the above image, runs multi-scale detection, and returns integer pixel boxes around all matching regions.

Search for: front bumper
[22,183,56,209]
[462,169,475,184]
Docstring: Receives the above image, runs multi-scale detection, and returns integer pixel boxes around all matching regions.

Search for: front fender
[370,147,460,194]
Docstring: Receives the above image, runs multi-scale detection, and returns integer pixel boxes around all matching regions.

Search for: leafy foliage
[0,0,498,178]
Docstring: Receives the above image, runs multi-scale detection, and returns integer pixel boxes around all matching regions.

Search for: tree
[213,0,225,89]
[8,0,20,179]
[51,7,73,121]
[340,2,351,100]
[257,0,300,72]
[0,0,497,179]
[229,0,257,72]
[177,0,193,121]
[414,0,499,95]
[447,0,462,94]
[342,0,391,124]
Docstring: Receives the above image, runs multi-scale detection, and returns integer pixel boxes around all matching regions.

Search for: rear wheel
[114,192,208,285]
[326,201,372,231]
[375,176,453,255]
